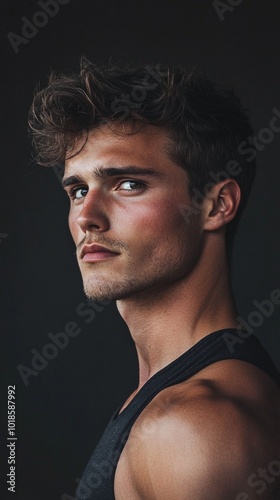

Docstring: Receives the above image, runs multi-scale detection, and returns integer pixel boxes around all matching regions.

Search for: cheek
[138,200,203,261]
[119,200,189,242]
[122,203,164,231]
[68,211,81,244]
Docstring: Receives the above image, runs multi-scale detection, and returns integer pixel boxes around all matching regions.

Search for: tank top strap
[76,329,280,500]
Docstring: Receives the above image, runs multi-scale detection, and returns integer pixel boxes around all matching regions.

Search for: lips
[80,244,120,262]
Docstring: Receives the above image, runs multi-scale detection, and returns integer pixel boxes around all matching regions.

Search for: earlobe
[203,180,241,231]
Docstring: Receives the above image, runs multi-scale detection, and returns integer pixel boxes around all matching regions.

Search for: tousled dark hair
[28,57,256,249]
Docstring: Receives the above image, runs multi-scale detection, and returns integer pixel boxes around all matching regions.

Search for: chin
[84,287,115,302]
[83,275,155,302]
[83,278,132,302]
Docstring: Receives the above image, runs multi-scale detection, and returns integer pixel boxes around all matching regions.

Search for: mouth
[80,244,120,262]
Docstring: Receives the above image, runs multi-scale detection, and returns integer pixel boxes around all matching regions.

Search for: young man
[29,59,280,499]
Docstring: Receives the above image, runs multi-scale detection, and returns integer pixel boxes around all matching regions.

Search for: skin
[63,123,280,499]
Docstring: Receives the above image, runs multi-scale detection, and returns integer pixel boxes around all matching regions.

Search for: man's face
[63,124,205,302]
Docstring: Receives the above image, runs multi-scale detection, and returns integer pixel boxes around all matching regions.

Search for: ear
[203,179,241,231]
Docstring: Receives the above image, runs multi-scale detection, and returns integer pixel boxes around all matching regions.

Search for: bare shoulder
[115,360,280,499]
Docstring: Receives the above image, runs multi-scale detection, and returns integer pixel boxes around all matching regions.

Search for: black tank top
[76,329,280,500]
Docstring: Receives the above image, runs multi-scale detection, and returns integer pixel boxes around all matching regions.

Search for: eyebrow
[61,165,164,188]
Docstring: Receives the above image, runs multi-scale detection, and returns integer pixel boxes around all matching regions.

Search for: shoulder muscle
[122,383,277,499]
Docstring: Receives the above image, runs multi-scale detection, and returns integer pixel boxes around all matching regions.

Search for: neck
[116,234,237,389]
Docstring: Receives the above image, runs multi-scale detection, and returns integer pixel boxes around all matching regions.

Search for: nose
[76,189,110,234]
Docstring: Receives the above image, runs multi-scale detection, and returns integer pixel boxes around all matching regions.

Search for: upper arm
[122,399,258,500]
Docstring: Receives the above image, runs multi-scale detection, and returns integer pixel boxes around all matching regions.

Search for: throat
[116,252,237,387]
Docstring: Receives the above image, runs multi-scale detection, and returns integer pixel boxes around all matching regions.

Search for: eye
[70,186,88,200]
[117,180,146,191]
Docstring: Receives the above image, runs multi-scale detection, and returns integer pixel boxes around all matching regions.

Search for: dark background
[1,0,280,498]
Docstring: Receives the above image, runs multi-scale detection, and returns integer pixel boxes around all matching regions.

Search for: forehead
[64,123,177,175]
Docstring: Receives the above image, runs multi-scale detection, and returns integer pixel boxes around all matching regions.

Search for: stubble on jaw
[83,276,139,302]
[81,242,202,304]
